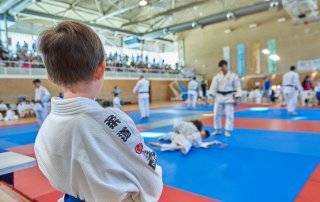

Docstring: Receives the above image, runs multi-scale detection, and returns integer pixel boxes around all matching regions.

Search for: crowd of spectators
[0,41,182,74]
[106,52,182,74]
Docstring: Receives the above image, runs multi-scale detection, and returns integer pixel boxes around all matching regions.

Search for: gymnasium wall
[0,78,173,103]
[181,10,320,79]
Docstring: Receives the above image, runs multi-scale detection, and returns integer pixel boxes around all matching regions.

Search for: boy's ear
[94,60,106,80]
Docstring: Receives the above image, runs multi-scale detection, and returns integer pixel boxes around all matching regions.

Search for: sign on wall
[223,46,231,70]
[297,58,320,71]
[251,42,261,74]
[267,39,278,74]
[236,43,246,77]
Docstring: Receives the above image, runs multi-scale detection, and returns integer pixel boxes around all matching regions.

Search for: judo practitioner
[33,79,51,125]
[248,84,262,104]
[4,108,18,121]
[113,93,122,110]
[133,75,150,119]
[150,120,226,154]
[209,60,242,137]
[0,100,8,111]
[282,66,302,115]
[187,77,199,109]
[34,21,162,202]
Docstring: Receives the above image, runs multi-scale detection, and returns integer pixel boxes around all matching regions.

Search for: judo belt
[64,194,85,202]
[217,91,236,96]
[139,92,149,94]
[283,85,298,90]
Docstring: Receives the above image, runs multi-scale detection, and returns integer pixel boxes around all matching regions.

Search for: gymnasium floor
[0,103,320,202]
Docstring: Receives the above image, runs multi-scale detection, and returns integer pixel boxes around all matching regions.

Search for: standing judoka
[209,60,242,137]
[187,77,199,109]
[282,66,302,115]
[133,75,150,119]
[33,79,51,125]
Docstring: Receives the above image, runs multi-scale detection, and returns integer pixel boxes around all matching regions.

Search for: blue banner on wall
[267,39,278,74]
[236,43,246,76]
[223,46,231,70]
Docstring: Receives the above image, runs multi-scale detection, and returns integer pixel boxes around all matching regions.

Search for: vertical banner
[236,43,246,77]
[223,46,231,70]
[251,42,261,74]
[177,39,185,66]
[267,39,278,74]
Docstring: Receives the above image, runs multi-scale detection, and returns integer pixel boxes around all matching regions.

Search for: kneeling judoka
[150,120,226,154]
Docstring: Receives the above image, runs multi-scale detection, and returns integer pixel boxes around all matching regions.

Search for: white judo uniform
[34,85,51,125]
[0,103,8,111]
[34,97,163,202]
[17,101,28,118]
[133,78,150,118]
[113,96,122,110]
[209,71,242,132]
[4,109,18,121]
[249,89,262,104]
[187,80,199,109]
[282,71,302,113]
[151,121,223,154]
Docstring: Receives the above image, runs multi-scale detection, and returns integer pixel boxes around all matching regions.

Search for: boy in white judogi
[33,79,51,125]
[249,83,262,104]
[34,21,162,202]
[133,75,150,119]
[113,93,122,110]
[4,108,18,121]
[17,100,28,118]
[150,120,226,154]
[282,66,302,115]
[209,60,242,137]
[187,77,198,109]
[0,100,8,111]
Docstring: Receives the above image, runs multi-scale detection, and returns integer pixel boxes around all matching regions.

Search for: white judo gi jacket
[34,85,51,125]
[35,97,163,202]
[209,71,242,132]
[133,78,150,118]
[174,121,201,145]
[209,71,242,103]
[157,121,213,154]
[282,71,302,112]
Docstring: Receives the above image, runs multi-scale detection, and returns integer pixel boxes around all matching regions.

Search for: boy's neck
[63,82,99,100]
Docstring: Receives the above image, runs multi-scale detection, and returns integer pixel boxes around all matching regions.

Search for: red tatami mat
[201,117,320,133]
[8,144,35,158]
[296,164,320,202]
[13,164,217,202]
[14,166,57,199]
[159,186,217,202]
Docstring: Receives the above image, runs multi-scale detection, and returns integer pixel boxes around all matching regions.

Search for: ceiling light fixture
[277,17,286,23]
[262,49,270,55]
[224,28,232,34]
[249,23,258,28]
[139,0,148,7]
[269,54,280,61]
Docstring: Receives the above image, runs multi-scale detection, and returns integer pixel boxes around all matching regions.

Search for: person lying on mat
[150,120,227,154]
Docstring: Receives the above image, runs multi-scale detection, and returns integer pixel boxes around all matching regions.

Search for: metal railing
[0,60,187,80]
